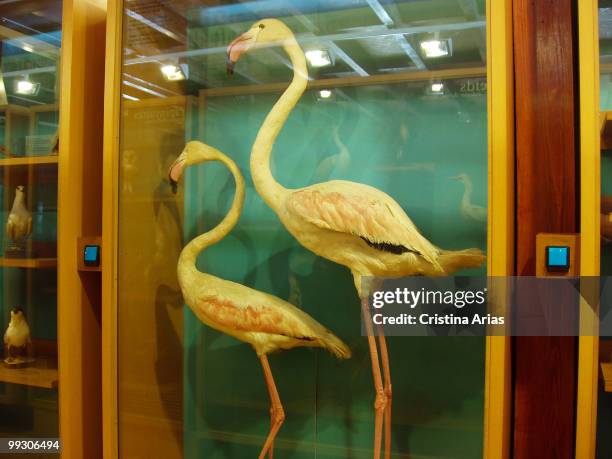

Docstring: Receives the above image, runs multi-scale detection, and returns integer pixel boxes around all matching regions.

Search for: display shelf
[202,66,486,97]
[602,362,612,392]
[0,357,58,389]
[0,155,58,167]
[0,258,57,268]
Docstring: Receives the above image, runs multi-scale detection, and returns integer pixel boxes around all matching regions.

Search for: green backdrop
[182,81,488,458]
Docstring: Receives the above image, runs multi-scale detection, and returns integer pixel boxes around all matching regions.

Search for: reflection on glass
[118,1,488,457]
[600,2,612,457]
[0,1,62,445]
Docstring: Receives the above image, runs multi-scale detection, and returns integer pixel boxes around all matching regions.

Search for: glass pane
[0,1,62,446]
[117,1,488,457]
[599,1,612,457]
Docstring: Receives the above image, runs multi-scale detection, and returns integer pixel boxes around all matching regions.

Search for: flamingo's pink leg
[377,324,392,459]
[258,355,285,459]
[269,407,274,459]
[361,298,386,459]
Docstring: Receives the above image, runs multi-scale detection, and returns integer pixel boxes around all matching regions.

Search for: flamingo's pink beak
[168,157,186,193]
[226,31,256,76]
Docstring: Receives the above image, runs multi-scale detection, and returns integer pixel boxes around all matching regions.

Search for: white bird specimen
[451,173,487,223]
[227,19,486,459]
[4,308,32,364]
[168,141,350,459]
[6,186,32,242]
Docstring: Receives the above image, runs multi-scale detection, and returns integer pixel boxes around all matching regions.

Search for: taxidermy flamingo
[227,19,486,459]
[451,173,487,223]
[168,141,351,459]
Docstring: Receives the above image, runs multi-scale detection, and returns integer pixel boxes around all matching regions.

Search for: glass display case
[578,1,612,457]
[0,2,61,444]
[103,1,513,458]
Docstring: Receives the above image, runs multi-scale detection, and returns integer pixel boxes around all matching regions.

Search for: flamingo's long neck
[250,37,308,212]
[178,155,245,284]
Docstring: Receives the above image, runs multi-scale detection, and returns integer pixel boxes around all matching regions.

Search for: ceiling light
[431,83,445,93]
[316,89,335,101]
[15,79,40,96]
[22,44,34,53]
[420,39,452,58]
[160,64,185,81]
[305,49,332,68]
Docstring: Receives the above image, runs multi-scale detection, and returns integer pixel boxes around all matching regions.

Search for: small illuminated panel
[545,246,570,271]
[84,245,100,267]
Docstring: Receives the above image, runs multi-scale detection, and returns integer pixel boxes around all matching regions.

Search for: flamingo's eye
[258,24,265,29]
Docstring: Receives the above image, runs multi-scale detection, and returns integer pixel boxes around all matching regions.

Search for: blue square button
[546,246,570,271]
[84,245,100,267]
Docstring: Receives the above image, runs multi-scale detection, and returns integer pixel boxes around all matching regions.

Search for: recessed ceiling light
[22,44,34,53]
[431,83,445,93]
[318,89,332,99]
[305,49,333,68]
[160,64,185,81]
[420,39,452,58]
[15,79,40,95]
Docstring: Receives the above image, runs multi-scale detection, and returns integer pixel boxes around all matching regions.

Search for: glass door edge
[483,0,514,458]
[576,1,602,458]
[101,0,123,458]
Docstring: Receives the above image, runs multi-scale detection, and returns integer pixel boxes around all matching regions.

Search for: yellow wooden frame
[483,1,514,457]
[576,1,601,458]
[101,1,514,457]
[58,0,107,457]
[102,0,122,457]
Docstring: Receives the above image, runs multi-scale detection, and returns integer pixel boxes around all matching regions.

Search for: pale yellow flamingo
[168,140,351,459]
[227,19,486,459]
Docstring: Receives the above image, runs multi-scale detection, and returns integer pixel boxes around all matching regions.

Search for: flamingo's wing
[201,291,324,341]
[286,187,439,265]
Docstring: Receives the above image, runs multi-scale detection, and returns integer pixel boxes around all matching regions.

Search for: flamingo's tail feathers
[438,248,486,274]
[319,331,351,359]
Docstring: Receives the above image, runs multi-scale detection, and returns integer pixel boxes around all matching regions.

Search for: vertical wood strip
[513,0,578,457]
[58,0,107,458]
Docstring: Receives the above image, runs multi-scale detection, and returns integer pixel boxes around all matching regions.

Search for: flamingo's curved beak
[168,156,186,194]
[226,31,257,76]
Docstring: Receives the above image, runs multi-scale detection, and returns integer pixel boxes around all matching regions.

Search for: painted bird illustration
[451,173,487,223]
[3,308,31,364]
[6,186,32,242]
[168,141,351,459]
[227,19,486,459]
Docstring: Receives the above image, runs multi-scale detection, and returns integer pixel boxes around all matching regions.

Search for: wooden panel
[513,0,578,458]
[57,1,106,458]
